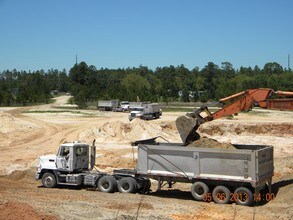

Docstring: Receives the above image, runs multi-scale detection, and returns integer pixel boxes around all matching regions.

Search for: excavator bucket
[176,107,213,145]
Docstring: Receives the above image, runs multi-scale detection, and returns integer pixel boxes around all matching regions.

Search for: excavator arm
[212,88,274,120]
[176,88,286,145]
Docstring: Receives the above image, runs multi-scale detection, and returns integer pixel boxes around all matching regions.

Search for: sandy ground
[0,96,292,219]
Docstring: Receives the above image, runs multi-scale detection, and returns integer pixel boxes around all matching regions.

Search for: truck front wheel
[42,173,57,188]
[191,181,209,201]
[98,176,117,193]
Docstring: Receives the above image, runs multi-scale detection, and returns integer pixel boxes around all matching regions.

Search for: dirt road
[0,96,292,219]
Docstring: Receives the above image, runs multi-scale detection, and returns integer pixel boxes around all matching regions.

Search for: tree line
[0,69,69,106]
[0,61,292,107]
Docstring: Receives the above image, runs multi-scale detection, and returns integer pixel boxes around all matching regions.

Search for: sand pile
[79,117,235,149]
[4,168,35,180]
[96,152,137,170]
[0,113,38,133]
[79,118,180,144]
[187,137,235,149]
[0,113,41,148]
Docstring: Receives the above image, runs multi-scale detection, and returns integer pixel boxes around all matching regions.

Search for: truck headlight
[37,164,42,173]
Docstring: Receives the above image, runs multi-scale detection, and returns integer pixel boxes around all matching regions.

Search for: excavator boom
[212,88,273,120]
[176,88,292,145]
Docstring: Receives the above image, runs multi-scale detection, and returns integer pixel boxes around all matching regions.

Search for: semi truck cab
[55,142,89,172]
[36,141,96,187]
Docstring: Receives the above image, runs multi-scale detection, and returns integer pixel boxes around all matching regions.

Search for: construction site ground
[0,96,292,220]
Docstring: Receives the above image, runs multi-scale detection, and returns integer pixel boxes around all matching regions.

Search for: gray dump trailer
[36,138,274,206]
[98,100,119,111]
[135,140,274,205]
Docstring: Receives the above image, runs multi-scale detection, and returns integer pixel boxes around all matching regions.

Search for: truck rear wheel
[191,181,209,201]
[234,187,253,206]
[98,176,117,193]
[212,185,231,204]
[42,173,57,188]
[117,177,137,193]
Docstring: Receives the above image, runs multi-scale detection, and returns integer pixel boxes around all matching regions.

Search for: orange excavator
[176,88,293,145]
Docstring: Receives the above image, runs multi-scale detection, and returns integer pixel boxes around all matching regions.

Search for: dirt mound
[0,112,41,148]
[96,149,137,170]
[187,137,235,149]
[5,168,35,180]
[0,201,57,220]
[199,123,293,137]
[97,156,137,170]
[0,112,38,133]
[158,121,176,131]
[79,118,180,144]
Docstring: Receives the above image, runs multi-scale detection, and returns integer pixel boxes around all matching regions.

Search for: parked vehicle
[120,101,130,112]
[98,100,119,111]
[129,103,162,121]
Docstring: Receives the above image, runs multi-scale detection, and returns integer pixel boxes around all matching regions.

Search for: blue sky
[0,0,292,72]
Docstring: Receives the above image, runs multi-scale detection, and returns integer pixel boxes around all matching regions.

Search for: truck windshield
[60,147,70,157]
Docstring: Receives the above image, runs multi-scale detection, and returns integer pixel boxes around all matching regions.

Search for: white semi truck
[36,138,274,206]
[129,103,162,121]
[36,140,150,193]
[120,101,130,112]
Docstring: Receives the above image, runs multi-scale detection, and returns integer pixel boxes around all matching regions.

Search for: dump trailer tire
[212,186,231,204]
[234,187,253,206]
[42,172,57,188]
[191,181,209,201]
[98,176,117,193]
[117,177,137,193]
